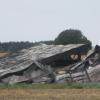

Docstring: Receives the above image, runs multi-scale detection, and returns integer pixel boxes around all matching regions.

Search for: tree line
[0,29,92,52]
[0,41,53,52]
[0,42,34,52]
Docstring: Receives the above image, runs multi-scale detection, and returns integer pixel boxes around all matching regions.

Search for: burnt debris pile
[0,43,100,84]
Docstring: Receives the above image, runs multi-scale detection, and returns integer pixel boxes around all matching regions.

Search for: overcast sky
[0,0,100,45]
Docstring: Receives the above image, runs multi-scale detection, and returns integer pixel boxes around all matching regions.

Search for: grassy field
[1,83,100,89]
[0,89,100,100]
[0,83,100,100]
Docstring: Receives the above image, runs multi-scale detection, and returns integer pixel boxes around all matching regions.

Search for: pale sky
[0,0,100,45]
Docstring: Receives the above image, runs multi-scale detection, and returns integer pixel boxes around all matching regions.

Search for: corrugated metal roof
[0,44,86,77]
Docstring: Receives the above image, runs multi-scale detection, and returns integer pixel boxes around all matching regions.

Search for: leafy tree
[54,29,92,45]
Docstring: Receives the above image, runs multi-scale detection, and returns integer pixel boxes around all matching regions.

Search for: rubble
[0,43,100,84]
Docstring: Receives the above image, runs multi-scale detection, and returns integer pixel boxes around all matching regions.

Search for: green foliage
[0,41,54,52]
[54,29,92,45]
[0,41,34,52]
[0,83,100,89]
[0,29,92,53]
[36,40,54,45]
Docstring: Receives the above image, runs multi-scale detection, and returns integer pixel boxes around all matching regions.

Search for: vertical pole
[84,68,91,82]
[69,71,73,82]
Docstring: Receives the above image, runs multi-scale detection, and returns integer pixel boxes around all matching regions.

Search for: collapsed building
[0,43,99,84]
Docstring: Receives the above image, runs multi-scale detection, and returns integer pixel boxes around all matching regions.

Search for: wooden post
[69,71,73,82]
[84,68,91,82]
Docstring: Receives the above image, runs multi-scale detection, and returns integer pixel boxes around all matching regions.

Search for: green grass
[1,83,100,89]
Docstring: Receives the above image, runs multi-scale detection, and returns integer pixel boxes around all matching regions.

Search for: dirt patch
[0,52,9,58]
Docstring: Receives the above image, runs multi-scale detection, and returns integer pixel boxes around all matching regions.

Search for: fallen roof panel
[0,43,90,78]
